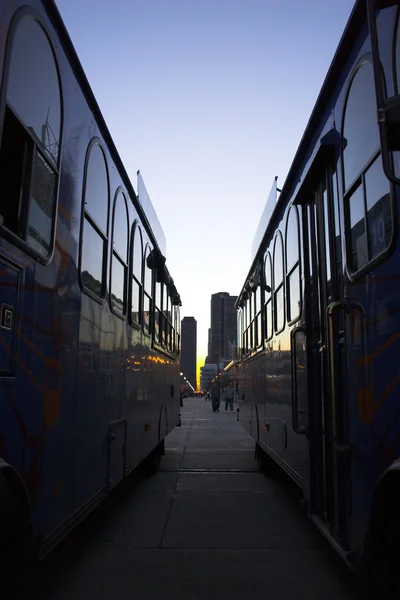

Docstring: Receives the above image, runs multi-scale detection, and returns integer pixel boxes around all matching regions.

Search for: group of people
[207,382,235,413]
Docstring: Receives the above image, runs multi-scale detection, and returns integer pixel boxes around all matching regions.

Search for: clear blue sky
[55,0,355,371]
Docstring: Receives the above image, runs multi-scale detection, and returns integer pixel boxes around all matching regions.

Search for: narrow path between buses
[40,397,357,600]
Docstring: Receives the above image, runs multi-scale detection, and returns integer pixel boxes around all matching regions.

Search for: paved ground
[39,397,358,600]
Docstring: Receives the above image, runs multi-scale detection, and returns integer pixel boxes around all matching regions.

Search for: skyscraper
[200,364,218,391]
[180,317,197,390]
[206,292,237,365]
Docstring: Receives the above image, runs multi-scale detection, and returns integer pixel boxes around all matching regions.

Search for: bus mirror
[383,96,400,151]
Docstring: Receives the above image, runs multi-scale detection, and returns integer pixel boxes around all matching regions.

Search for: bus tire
[0,474,36,599]
[142,442,163,476]
[361,484,400,599]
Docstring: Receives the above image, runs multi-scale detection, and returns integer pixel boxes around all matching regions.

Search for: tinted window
[343,62,379,190]
[132,225,143,280]
[395,13,400,92]
[144,246,152,294]
[274,234,284,288]
[27,152,57,256]
[286,206,301,322]
[131,280,141,324]
[143,294,150,333]
[110,191,128,315]
[255,286,261,314]
[275,287,284,332]
[0,15,61,259]
[288,271,300,322]
[111,257,125,313]
[286,206,299,273]
[81,142,109,297]
[323,189,331,286]
[155,281,161,308]
[7,16,61,164]
[348,183,367,271]
[81,220,105,296]
[264,252,273,340]
[113,192,129,261]
[365,156,392,260]
[265,253,272,295]
[85,144,109,234]
[131,224,142,325]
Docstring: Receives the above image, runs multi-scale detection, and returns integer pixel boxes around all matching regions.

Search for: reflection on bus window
[342,59,392,273]
[264,252,273,340]
[81,142,109,298]
[111,191,128,316]
[273,234,284,332]
[111,258,125,314]
[365,157,392,261]
[0,16,61,259]
[348,184,367,272]
[131,224,143,325]
[27,152,57,256]
[155,281,162,343]
[143,246,152,335]
[81,220,105,296]
[286,206,301,323]
[342,63,379,189]
[143,294,150,334]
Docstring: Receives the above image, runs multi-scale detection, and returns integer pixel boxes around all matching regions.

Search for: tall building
[200,364,218,391]
[180,317,197,390]
[206,292,237,365]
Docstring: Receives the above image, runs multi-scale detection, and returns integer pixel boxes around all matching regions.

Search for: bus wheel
[361,512,400,600]
[142,444,162,476]
[0,491,36,599]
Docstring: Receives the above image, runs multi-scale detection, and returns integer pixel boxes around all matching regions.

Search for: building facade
[206,292,238,365]
[200,364,218,391]
[180,316,197,390]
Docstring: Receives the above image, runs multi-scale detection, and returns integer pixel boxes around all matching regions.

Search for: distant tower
[180,317,197,390]
[206,292,237,364]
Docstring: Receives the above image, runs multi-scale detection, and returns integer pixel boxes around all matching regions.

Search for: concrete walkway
[40,397,357,600]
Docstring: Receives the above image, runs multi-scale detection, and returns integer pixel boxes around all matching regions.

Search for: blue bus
[0,0,181,586]
[236,0,400,596]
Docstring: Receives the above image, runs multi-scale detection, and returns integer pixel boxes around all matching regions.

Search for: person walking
[224,382,234,411]
[210,382,220,412]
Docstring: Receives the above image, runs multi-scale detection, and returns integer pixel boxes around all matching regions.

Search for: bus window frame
[264,250,273,342]
[129,220,143,330]
[285,204,302,326]
[0,8,63,266]
[341,54,395,281]
[273,231,285,335]
[78,137,110,304]
[109,187,129,319]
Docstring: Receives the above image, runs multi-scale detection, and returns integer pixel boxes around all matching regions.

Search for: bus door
[302,166,351,549]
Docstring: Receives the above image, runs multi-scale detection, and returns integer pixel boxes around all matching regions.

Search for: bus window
[175,304,181,354]
[81,142,109,298]
[131,223,143,325]
[342,60,392,273]
[143,245,153,335]
[247,295,252,350]
[0,15,62,259]
[264,252,273,341]
[286,206,301,323]
[155,281,162,344]
[237,307,243,355]
[254,284,262,348]
[273,233,285,333]
[111,190,129,316]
